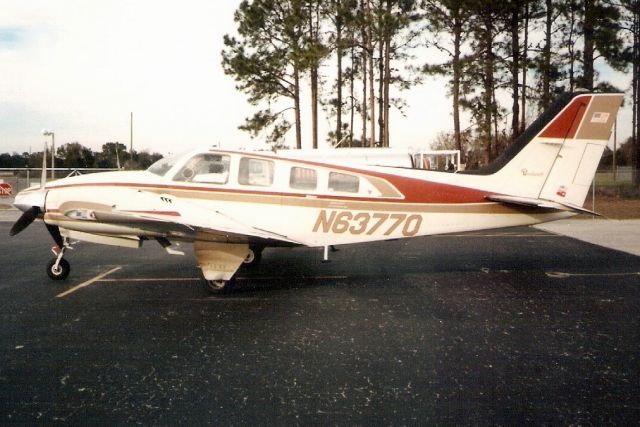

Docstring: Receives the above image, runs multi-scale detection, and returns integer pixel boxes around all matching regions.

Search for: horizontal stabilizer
[487,194,600,216]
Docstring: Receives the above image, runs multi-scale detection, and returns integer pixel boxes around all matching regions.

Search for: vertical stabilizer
[537,93,623,206]
[463,93,623,208]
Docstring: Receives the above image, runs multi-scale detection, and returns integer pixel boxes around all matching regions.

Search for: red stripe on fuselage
[193,149,488,202]
[45,208,180,216]
[46,177,488,205]
[45,153,489,205]
[374,174,487,203]
[539,95,591,139]
[124,210,181,216]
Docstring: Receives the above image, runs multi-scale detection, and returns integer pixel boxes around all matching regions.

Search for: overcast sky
[0,0,633,157]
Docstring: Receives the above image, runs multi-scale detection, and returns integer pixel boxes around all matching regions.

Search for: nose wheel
[47,257,70,280]
[47,239,72,280]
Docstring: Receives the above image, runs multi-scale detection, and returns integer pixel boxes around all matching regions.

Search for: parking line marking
[546,271,640,279]
[433,233,560,237]
[237,275,349,281]
[97,277,200,283]
[95,275,349,283]
[56,266,122,298]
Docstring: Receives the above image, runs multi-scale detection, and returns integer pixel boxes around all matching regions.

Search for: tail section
[536,93,622,206]
[464,92,623,208]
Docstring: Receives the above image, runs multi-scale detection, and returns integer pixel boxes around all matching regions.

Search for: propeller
[10,202,63,247]
[9,206,41,236]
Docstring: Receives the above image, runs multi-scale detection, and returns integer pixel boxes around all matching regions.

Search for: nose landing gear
[47,239,72,280]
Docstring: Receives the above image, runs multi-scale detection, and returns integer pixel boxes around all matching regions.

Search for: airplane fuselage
[11,92,623,289]
[40,150,572,248]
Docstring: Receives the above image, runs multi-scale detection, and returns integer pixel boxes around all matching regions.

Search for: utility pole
[51,133,55,179]
[613,118,617,181]
[42,129,55,179]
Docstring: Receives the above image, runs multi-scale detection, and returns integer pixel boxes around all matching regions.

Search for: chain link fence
[594,166,640,197]
[1,166,638,207]
[0,168,119,205]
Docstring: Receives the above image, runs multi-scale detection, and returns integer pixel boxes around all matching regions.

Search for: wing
[52,189,303,245]
[93,206,302,244]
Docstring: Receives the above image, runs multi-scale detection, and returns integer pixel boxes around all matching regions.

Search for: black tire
[201,277,237,295]
[47,258,70,280]
[242,246,263,268]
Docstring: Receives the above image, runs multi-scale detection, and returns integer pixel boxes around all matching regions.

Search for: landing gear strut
[47,239,71,280]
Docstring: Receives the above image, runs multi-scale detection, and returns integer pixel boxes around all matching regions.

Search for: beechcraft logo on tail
[591,112,610,124]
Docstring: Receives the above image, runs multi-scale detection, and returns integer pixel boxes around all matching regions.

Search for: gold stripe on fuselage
[48,183,540,215]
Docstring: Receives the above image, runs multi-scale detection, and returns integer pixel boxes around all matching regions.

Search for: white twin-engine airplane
[10,92,623,293]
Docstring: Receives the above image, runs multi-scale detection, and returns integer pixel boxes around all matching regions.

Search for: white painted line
[95,275,349,284]
[55,266,122,298]
[97,277,200,283]
[433,233,559,238]
[237,275,348,281]
[546,271,640,279]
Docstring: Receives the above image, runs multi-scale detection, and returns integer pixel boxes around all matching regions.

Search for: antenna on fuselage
[331,134,350,149]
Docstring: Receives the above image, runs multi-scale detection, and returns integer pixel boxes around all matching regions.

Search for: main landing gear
[202,278,237,294]
[47,239,71,280]
[241,245,263,268]
[200,245,263,295]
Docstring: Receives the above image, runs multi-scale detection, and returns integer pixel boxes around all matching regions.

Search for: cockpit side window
[173,154,230,184]
[238,157,275,187]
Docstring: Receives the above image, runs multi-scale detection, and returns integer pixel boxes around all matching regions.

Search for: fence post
[592,177,596,219]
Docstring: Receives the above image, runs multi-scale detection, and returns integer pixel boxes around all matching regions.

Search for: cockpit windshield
[147,154,179,176]
[173,153,231,184]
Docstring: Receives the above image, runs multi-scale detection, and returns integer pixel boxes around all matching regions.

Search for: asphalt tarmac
[1,222,639,425]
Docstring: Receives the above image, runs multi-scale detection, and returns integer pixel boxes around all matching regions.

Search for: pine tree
[222,0,307,147]
[620,0,640,186]
[423,0,473,161]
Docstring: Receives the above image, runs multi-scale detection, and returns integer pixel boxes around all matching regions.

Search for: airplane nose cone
[13,188,47,213]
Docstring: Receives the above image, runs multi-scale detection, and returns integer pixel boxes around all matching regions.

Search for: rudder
[537,93,623,207]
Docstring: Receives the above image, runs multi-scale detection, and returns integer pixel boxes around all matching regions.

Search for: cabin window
[329,172,359,193]
[239,157,274,187]
[173,154,230,184]
[290,167,317,190]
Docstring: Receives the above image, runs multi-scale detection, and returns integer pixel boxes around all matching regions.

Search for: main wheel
[243,246,263,268]
[202,278,236,295]
[47,258,70,280]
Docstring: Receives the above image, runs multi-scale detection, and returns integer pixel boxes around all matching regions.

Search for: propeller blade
[45,223,64,248]
[9,206,40,236]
